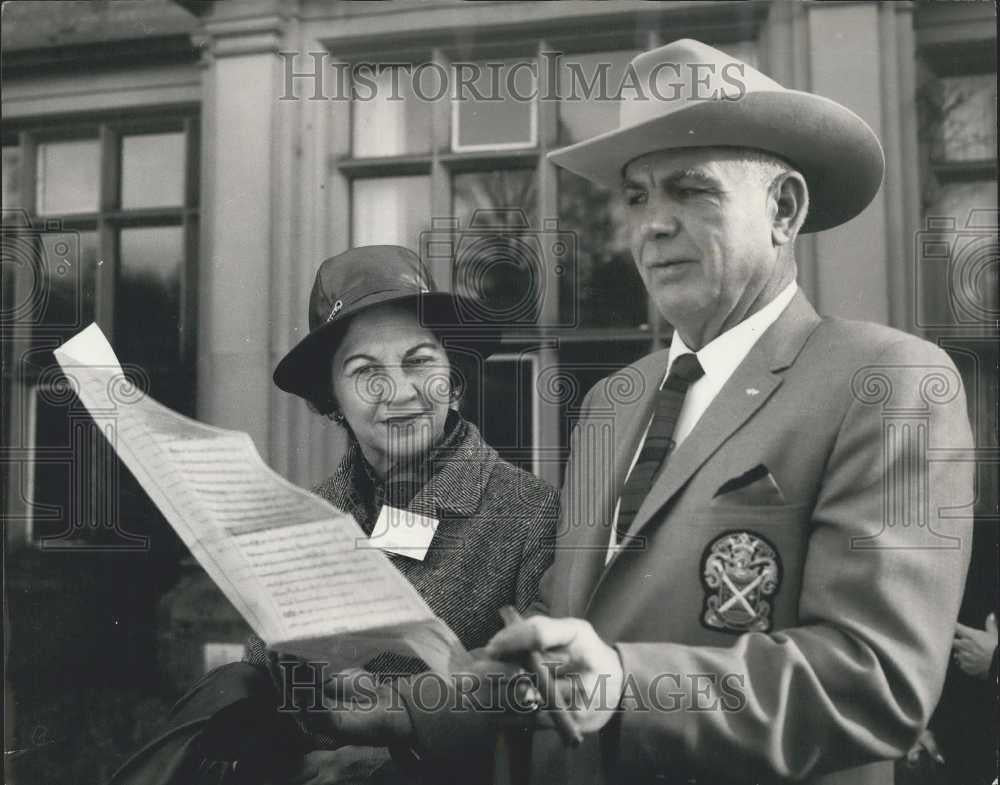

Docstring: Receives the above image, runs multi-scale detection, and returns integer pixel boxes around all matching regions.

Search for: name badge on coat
[369,505,439,561]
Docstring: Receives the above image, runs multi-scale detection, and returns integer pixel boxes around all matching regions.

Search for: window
[2,110,199,548]
[916,39,998,520]
[339,39,757,477]
[452,57,538,152]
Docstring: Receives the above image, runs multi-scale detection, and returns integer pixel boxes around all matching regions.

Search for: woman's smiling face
[331,302,452,476]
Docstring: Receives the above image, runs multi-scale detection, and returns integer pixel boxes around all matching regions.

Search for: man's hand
[314,669,414,745]
[953,613,998,679]
[485,615,624,733]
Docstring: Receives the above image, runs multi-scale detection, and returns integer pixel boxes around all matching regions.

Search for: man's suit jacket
[406,291,973,785]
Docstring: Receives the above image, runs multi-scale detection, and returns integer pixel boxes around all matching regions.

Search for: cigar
[498,606,583,748]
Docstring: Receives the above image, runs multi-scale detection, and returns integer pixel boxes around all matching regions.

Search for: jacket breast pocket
[688,504,810,636]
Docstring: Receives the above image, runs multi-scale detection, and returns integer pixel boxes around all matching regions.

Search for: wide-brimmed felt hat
[548,38,885,233]
[274,246,496,401]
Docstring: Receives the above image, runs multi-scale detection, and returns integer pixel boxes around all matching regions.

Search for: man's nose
[640,207,680,242]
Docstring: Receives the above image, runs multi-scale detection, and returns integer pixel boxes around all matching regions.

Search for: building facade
[2,1,996,782]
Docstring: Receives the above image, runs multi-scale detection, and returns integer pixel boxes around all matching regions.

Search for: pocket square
[713,464,786,505]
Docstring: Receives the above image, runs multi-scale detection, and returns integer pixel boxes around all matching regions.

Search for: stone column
[197,1,291,460]
[764,0,921,329]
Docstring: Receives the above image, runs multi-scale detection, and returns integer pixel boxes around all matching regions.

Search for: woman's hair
[305,380,339,418]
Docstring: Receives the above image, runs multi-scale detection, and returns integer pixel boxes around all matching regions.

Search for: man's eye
[407,356,435,367]
[352,365,375,377]
[625,191,646,206]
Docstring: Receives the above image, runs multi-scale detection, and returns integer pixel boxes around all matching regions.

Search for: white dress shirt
[607,281,798,561]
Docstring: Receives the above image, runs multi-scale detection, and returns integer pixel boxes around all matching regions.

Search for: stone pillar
[197,1,350,487]
[197,1,290,460]
[766,1,921,329]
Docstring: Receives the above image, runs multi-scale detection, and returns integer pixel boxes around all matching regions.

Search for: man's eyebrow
[661,168,720,188]
[622,168,720,191]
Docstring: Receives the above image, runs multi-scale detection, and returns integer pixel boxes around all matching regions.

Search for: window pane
[928,179,999,220]
[453,169,537,228]
[36,139,100,215]
[116,226,186,410]
[558,169,647,329]
[121,132,186,209]
[6,225,97,345]
[352,66,432,157]
[29,386,135,547]
[718,41,757,69]
[41,229,98,341]
[352,176,431,249]
[919,179,999,328]
[558,50,638,145]
[452,170,540,325]
[3,145,22,212]
[478,354,536,473]
[936,74,997,162]
[553,337,651,462]
[453,58,536,151]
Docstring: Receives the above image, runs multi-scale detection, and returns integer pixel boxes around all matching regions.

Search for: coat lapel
[624,353,781,541]
[589,291,823,599]
[564,353,668,615]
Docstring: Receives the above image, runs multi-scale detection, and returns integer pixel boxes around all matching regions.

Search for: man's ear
[770,171,809,247]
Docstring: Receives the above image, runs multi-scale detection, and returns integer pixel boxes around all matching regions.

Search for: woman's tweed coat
[322,412,558,660]
[245,409,558,676]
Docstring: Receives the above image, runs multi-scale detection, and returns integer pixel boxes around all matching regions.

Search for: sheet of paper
[369,505,439,561]
[54,324,461,671]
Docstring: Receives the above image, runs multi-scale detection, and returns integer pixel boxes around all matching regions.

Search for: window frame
[331,30,762,482]
[2,105,200,547]
[335,38,673,348]
[4,106,200,382]
[914,30,998,520]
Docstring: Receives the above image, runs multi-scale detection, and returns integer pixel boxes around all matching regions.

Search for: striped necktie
[615,353,705,545]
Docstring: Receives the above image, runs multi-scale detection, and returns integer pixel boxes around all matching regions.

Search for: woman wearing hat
[248,245,558,783]
[108,246,555,785]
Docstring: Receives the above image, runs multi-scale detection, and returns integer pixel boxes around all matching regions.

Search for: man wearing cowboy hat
[325,39,974,785]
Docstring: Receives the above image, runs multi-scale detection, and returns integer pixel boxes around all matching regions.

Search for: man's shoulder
[811,317,954,365]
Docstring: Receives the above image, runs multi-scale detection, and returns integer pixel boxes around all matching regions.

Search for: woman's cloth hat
[548,38,885,233]
[274,245,492,401]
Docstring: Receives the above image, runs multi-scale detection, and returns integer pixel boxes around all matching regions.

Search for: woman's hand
[953,613,998,679]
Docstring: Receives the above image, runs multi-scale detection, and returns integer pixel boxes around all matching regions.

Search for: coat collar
[319,412,496,524]
[409,415,499,519]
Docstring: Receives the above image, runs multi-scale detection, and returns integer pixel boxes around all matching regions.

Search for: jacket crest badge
[701,530,782,634]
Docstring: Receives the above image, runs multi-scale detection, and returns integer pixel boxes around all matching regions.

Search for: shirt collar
[667,281,798,381]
